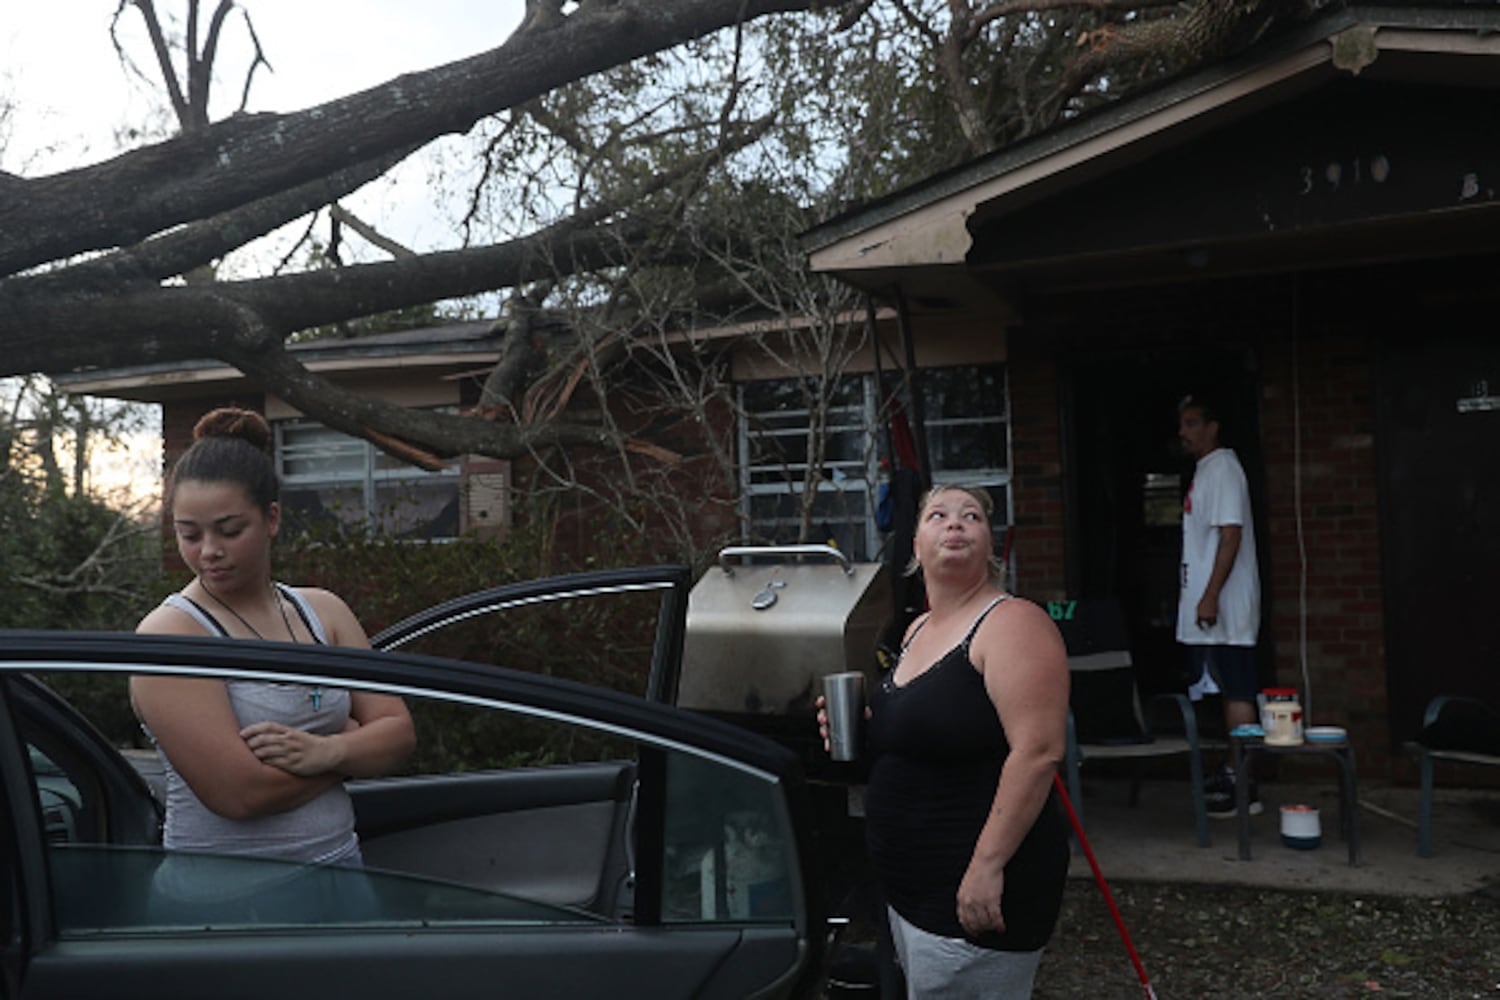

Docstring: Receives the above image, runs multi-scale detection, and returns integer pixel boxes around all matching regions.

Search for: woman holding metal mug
[818,484,1070,998]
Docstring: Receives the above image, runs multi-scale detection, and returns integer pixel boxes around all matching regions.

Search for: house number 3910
[1298,154,1390,194]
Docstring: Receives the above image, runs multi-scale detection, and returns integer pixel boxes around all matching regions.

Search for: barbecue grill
[679,545,890,716]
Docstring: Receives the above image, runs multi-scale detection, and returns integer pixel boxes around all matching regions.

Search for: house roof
[802,4,1500,315]
[56,307,908,405]
[53,320,506,402]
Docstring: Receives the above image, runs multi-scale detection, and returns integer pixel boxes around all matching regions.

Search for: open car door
[0,626,822,999]
[370,565,692,704]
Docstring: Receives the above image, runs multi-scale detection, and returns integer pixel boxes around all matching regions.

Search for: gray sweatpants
[887,905,1044,999]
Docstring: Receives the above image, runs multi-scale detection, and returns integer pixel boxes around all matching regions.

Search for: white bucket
[1280,804,1321,850]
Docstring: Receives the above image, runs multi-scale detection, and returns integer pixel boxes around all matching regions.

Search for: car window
[371,568,688,701]
[18,668,797,938]
[22,731,110,848]
[29,744,88,846]
[381,591,662,695]
[48,845,606,933]
[661,751,797,924]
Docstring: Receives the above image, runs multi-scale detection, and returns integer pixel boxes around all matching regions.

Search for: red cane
[1052,772,1158,1000]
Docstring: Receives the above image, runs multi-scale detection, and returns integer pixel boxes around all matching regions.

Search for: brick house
[802,4,1500,778]
[59,6,1500,782]
[60,301,1014,565]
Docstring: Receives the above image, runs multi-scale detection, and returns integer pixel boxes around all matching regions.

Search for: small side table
[1230,736,1361,866]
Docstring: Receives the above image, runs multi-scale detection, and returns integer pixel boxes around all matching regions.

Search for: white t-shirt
[1177,447,1260,647]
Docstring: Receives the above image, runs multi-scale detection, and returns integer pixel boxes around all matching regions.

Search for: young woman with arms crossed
[133,408,415,878]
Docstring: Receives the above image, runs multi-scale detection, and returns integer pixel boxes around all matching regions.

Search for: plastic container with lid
[1262,688,1304,746]
[1281,804,1321,849]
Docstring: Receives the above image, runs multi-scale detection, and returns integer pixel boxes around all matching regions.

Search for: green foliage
[0,491,160,629]
[274,514,555,637]
[273,503,678,772]
[0,389,163,633]
[0,379,166,751]
[395,702,634,777]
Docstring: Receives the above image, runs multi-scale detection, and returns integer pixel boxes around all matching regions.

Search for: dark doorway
[1377,339,1500,745]
[1065,347,1268,700]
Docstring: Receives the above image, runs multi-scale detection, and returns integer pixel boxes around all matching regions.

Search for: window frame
[738,364,1013,563]
[739,376,883,558]
[274,417,462,541]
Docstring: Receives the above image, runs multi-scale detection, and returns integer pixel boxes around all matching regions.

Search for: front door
[1378,339,1500,743]
[1067,346,1267,700]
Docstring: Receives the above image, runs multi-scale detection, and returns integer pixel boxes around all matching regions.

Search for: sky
[1,1,527,500]
[3,1,526,253]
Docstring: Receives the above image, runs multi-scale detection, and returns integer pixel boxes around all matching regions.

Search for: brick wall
[1259,333,1390,775]
[1008,350,1068,602]
[1002,281,1399,775]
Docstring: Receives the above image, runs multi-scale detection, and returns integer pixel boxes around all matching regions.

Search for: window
[740,377,879,558]
[276,420,460,540]
[22,669,797,937]
[740,365,1011,561]
[661,752,796,922]
[912,365,1012,562]
[375,580,669,699]
[916,365,1009,479]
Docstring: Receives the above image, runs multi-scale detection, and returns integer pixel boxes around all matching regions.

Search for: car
[0,567,827,999]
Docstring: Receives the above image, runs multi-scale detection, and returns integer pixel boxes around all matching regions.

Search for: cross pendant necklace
[199,579,323,709]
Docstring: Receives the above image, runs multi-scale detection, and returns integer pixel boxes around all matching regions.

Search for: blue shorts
[1187,645,1259,702]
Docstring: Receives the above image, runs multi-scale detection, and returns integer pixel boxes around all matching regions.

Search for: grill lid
[678,545,891,715]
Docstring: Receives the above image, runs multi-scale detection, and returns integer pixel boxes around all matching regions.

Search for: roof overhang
[803,5,1500,313]
[53,321,507,403]
[51,308,905,405]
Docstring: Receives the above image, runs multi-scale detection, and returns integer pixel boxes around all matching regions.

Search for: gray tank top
[151,585,359,864]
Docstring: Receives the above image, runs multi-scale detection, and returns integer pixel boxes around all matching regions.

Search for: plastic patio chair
[1055,598,1211,848]
[1412,694,1500,857]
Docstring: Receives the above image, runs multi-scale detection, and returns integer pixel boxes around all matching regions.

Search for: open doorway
[1064,347,1268,701]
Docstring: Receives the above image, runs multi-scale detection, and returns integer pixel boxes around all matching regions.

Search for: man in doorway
[1177,394,1262,817]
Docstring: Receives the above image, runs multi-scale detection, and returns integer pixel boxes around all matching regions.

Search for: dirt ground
[1033,878,1500,999]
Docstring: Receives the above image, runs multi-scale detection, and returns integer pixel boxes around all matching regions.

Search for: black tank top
[863,596,1069,950]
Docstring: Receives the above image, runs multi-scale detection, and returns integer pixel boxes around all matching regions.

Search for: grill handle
[717,544,854,576]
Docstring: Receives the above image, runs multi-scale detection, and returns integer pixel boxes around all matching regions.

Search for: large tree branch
[4,111,773,376]
[17,147,417,293]
[1038,0,1293,127]
[219,334,616,463]
[1,210,687,377]
[1,0,850,277]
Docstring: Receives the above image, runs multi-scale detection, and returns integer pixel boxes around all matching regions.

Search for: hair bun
[192,407,272,454]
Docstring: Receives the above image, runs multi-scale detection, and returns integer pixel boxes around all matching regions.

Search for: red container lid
[1262,687,1299,697]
